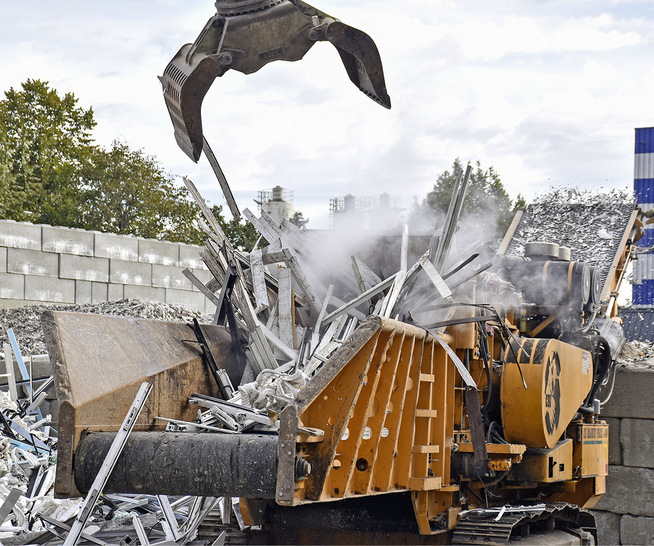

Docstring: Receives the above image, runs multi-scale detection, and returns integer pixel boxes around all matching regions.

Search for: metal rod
[202,136,240,220]
[7,329,30,389]
[63,382,152,546]
[435,165,472,271]
[322,273,398,325]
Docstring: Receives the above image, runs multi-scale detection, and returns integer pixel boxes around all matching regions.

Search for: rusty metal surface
[276,404,298,506]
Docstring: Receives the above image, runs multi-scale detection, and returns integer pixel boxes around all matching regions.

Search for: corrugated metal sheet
[634,128,654,304]
[636,229,654,248]
[636,127,654,155]
[634,156,654,180]
[632,279,654,306]
[634,179,654,204]
[632,254,654,283]
[620,307,654,341]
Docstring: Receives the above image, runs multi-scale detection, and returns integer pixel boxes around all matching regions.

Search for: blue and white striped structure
[633,127,654,306]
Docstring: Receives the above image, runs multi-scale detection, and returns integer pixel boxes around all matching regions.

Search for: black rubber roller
[74,431,278,498]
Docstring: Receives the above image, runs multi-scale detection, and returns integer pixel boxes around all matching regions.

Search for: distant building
[329,192,402,230]
[256,186,294,225]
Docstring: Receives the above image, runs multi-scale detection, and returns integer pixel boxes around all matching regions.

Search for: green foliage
[81,141,205,243]
[0,133,13,219]
[211,205,262,251]
[289,211,309,231]
[422,159,525,238]
[0,79,209,244]
[0,79,96,224]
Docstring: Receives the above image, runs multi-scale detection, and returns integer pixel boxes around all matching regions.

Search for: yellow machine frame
[275,314,608,534]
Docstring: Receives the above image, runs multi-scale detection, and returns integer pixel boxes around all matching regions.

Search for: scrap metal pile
[0,332,74,544]
[0,316,235,546]
[0,166,486,544]
[178,174,482,421]
[504,188,637,286]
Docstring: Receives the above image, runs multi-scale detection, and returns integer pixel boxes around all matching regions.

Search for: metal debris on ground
[0,330,71,545]
[616,339,654,366]
[0,307,223,545]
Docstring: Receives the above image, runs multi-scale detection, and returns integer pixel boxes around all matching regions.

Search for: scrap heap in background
[504,188,637,291]
[503,187,641,320]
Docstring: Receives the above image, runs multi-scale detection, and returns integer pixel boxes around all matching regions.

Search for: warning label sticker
[582,351,592,375]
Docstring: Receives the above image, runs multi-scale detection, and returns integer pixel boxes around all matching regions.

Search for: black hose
[582,335,613,409]
[478,323,493,411]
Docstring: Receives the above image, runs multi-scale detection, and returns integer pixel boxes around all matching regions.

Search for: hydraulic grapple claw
[159,46,230,162]
[160,0,391,162]
[326,21,392,110]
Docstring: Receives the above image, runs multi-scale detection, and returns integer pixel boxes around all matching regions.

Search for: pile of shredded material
[506,187,636,287]
[618,339,654,366]
[0,390,79,543]
[0,300,211,356]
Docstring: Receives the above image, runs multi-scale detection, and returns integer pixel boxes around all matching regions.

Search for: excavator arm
[160,0,391,162]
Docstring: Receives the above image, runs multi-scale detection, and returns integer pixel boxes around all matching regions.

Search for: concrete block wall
[592,364,654,544]
[0,220,214,314]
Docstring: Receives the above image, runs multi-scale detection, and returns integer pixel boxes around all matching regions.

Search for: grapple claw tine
[326,22,391,110]
[160,42,229,162]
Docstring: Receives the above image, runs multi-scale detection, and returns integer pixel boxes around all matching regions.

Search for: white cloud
[2,1,654,228]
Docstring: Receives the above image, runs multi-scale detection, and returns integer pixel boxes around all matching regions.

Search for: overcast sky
[2,1,654,228]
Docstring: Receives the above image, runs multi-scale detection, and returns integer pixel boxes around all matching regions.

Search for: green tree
[81,141,205,243]
[0,79,210,244]
[0,78,96,225]
[289,211,309,231]
[421,159,525,238]
[0,132,13,219]
[211,205,262,251]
